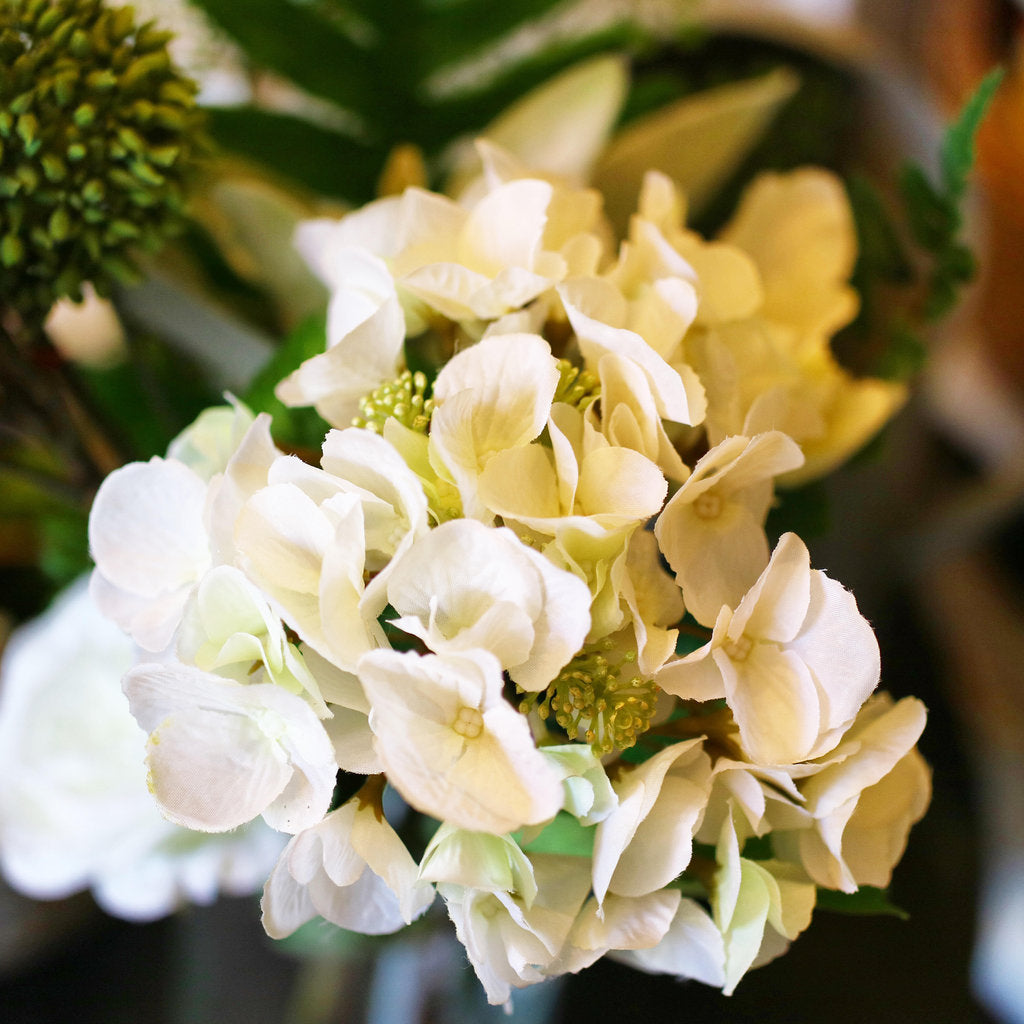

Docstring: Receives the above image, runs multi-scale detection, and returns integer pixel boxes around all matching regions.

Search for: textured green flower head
[0,0,206,325]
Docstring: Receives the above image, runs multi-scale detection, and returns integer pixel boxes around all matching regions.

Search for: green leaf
[517,811,594,857]
[190,0,377,113]
[874,321,928,382]
[37,508,91,588]
[940,66,1004,199]
[900,163,958,253]
[206,107,380,204]
[243,312,332,450]
[815,885,909,920]
[417,0,568,70]
[845,173,912,286]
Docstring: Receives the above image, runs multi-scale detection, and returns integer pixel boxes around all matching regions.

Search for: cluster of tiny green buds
[553,358,600,410]
[0,0,206,325]
[352,369,433,433]
[523,639,658,756]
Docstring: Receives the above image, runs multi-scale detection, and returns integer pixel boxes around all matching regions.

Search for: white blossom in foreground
[428,332,560,521]
[123,662,338,833]
[357,649,563,834]
[0,579,283,920]
[75,107,936,1002]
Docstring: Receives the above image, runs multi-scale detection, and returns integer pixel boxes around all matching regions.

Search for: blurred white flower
[44,284,126,368]
[0,579,284,921]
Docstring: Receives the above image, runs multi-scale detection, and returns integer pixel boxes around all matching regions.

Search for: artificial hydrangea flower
[592,737,711,905]
[357,648,563,834]
[656,532,880,766]
[262,782,434,938]
[176,564,329,714]
[384,518,591,691]
[439,853,594,1008]
[639,167,906,485]
[88,407,278,651]
[234,455,384,670]
[560,889,684,977]
[275,248,407,428]
[616,897,727,988]
[770,693,931,892]
[89,455,211,652]
[123,662,338,833]
[711,813,816,995]
[478,402,668,641]
[654,431,805,626]
[75,102,937,1004]
[427,332,560,521]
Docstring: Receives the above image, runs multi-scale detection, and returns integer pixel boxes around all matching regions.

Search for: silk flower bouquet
[82,108,948,1005]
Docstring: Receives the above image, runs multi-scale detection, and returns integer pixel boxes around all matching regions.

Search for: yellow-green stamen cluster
[353,369,433,433]
[524,640,657,756]
[0,0,206,323]
[553,358,600,410]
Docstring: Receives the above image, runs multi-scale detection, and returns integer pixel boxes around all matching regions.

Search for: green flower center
[353,369,433,433]
[553,359,600,410]
[524,640,657,756]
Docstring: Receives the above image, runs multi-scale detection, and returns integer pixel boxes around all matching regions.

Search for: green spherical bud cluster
[0,0,206,323]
